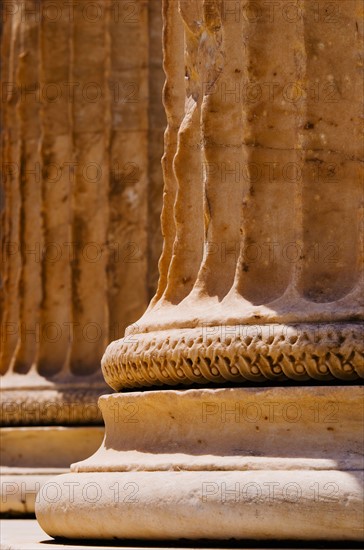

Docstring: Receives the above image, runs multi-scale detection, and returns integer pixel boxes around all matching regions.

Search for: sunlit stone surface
[0,0,164,514]
[35,0,363,540]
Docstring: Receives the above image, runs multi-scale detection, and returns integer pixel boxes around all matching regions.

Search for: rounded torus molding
[36,387,364,541]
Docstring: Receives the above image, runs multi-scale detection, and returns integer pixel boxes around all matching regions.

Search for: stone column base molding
[36,387,363,541]
[102,323,364,390]
[0,377,107,425]
[1,427,104,516]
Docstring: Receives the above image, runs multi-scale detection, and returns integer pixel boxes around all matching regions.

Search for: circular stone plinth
[36,470,363,541]
[35,386,364,541]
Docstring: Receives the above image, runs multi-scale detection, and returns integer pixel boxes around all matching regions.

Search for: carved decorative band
[102,324,364,391]
[1,388,104,426]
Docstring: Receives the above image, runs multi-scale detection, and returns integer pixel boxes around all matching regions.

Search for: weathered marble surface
[0,0,165,518]
[102,0,364,390]
[3,0,362,541]
[3,519,338,550]
[0,0,165,424]
[0,426,104,515]
[36,387,364,540]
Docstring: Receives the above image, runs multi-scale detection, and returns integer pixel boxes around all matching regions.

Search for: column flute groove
[1,0,165,425]
[102,0,363,391]
[35,0,364,540]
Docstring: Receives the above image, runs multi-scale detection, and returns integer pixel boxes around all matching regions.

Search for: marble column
[36,0,363,540]
[1,0,164,514]
[103,0,363,389]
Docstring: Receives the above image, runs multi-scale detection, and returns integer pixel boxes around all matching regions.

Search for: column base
[1,427,104,516]
[102,323,364,391]
[36,387,364,541]
[36,470,364,541]
[0,375,106,425]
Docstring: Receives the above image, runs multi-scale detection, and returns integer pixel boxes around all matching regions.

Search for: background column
[0,0,165,514]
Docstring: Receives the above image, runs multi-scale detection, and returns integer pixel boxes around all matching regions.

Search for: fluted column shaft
[0,0,165,424]
[34,1,364,540]
[103,0,363,390]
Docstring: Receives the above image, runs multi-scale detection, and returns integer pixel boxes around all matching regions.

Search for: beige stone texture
[0,426,104,515]
[2,520,339,550]
[0,0,165,424]
[36,470,364,541]
[2,0,363,543]
[36,387,363,540]
[102,0,364,390]
[0,0,164,519]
